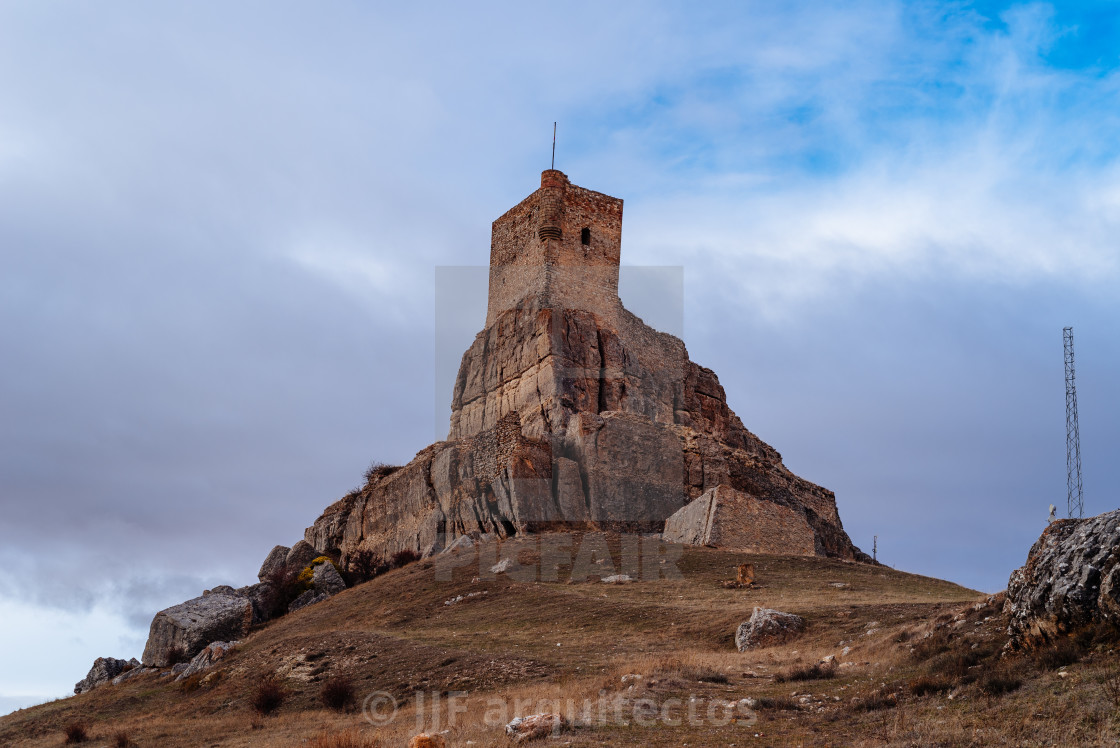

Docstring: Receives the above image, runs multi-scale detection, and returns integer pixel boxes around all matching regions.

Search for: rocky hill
[6,533,1120,747]
[306,170,868,570]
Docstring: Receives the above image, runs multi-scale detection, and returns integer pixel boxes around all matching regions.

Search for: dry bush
[165,645,188,665]
[308,730,382,748]
[63,721,89,743]
[390,549,421,569]
[910,628,953,661]
[320,674,356,712]
[251,675,286,715]
[978,669,1022,696]
[850,689,899,712]
[925,649,979,682]
[755,695,800,711]
[908,675,951,696]
[364,462,401,484]
[262,564,304,618]
[1099,664,1120,708]
[345,549,390,586]
[775,662,836,683]
[113,731,135,748]
[679,666,729,684]
[1034,638,1083,671]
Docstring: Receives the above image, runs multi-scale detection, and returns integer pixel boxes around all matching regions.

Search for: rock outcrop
[175,641,238,681]
[74,657,139,694]
[141,594,252,667]
[1006,509,1120,648]
[735,607,805,650]
[305,170,866,568]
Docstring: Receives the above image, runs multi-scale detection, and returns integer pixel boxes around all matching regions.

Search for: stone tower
[485,169,622,327]
[307,170,868,563]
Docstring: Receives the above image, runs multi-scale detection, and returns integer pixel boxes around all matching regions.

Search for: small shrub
[252,675,286,715]
[346,549,389,585]
[320,674,356,712]
[263,564,304,618]
[910,628,953,661]
[390,549,421,569]
[308,730,382,748]
[850,690,899,712]
[363,461,401,484]
[978,670,1022,696]
[754,696,800,711]
[677,666,729,684]
[908,675,951,696]
[925,649,980,681]
[63,721,89,743]
[165,645,188,666]
[775,662,836,683]
[1035,639,1082,671]
[113,731,135,748]
[1099,664,1120,708]
[178,673,204,693]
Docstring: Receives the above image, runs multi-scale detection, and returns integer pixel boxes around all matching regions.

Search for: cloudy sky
[2,0,1119,713]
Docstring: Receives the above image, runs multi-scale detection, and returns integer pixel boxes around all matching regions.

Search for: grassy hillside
[3,534,1118,746]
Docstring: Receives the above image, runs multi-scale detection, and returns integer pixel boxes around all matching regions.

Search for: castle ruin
[307,170,867,562]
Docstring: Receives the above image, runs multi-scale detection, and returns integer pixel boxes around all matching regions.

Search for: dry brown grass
[10,536,1119,746]
[307,729,382,748]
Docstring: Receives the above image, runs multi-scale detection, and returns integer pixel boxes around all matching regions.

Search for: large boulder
[286,540,319,570]
[141,594,253,667]
[735,607,805,651]
[1006,509,1120,648]
[237,582,274,624]
[257,545,290,582]
[74,656,139,694]
[312,560,346,595]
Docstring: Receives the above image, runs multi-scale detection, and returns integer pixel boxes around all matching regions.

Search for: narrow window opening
[580,227,591,246]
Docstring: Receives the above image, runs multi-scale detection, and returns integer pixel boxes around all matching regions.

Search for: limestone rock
[312,560,346,596]
[288,590,329,613]
[111,666,152,686]
[663,485,819,556]
[735,607,805,651]
[74,657,139,694]
[1006,509,1120,648]
[175,641,238,681]
[141,594,252,667]
[505,712,567,742]
[204,585,237,596]
[286,540,319,570]
[258,545,291,582]
[237,582,273,624]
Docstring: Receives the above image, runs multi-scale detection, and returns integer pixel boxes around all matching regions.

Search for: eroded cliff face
[305,170,866,565]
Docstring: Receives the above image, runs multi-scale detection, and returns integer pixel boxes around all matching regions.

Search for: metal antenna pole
[1064,327,1084,518]
[551,122,556,170]
[873,535,877,563]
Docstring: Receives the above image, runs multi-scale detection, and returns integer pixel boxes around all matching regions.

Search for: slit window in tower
[581,227,591,246]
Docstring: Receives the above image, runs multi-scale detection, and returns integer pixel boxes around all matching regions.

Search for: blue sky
[1,0,1119,714]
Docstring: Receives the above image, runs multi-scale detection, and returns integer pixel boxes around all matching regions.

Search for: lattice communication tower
[1064,327,1084,519]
